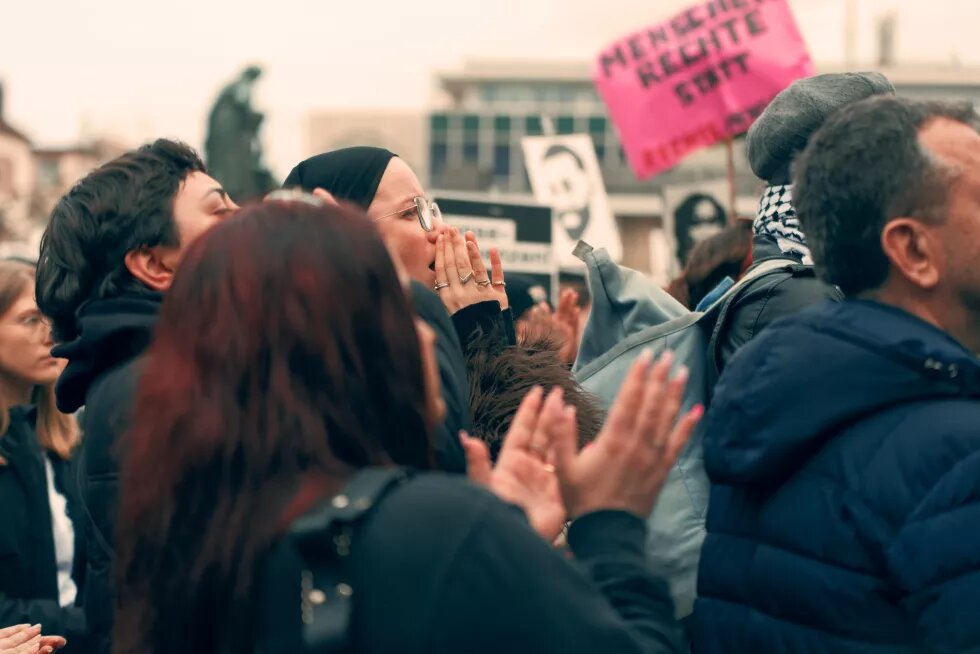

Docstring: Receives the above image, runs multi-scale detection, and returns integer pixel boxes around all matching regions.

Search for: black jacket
[409,282,471,473]
[714,239,843,373]
[52,292,162,654]
[0,406,87,651]
[53,287,477,654]
[256,474,684,654]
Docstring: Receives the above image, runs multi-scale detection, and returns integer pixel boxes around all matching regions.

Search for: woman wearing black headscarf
[284,148,516,349]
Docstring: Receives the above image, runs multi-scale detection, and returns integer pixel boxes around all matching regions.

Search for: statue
[204,66,277,202]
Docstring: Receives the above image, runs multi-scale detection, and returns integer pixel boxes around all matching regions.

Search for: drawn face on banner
[674,193,727,266]
[541,144,592,241]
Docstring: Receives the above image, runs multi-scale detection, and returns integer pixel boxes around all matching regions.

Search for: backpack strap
[289,467,411,653]
[703,258,811,390]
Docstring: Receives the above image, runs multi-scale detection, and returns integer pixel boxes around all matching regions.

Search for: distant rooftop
[437,58,980,89]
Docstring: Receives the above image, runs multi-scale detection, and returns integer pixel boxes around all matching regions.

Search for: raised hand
[462,386,568,541]
[552,350,702,520]
[433,226,507,314]
[0,623,66,654]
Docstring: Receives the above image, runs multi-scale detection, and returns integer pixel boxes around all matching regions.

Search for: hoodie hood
[705,300,980,486]
[52,292,162,413]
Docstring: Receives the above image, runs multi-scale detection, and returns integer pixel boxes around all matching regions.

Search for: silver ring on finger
[476,278,491,287]
[434,282,449,291]
[492,280,506,287]
[459,272,474,284]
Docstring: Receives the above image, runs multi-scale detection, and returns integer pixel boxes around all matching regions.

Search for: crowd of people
[0,70,978,654]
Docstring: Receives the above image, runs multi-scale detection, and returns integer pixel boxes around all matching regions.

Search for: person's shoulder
[80,355,146,464]
[373,473,503,526]
[354,473,526,576]
[734,269,840,331]
[84,356,144,417]
[877,398,980,471]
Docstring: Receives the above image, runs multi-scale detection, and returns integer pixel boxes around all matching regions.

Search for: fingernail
[674,365,689,382]
[459,430,470,443]
[638,348,653,364]
[690,404,705,420]
[659,350,675,367]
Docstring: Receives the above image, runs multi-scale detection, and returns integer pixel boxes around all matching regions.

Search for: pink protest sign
[594,0,813,180]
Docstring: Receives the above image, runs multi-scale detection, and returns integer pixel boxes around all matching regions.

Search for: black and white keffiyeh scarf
[753,185,813,265]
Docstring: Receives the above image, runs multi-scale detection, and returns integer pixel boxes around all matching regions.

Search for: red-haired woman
[114,198,701,654]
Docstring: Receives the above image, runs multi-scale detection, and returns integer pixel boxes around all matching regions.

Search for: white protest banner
[662,179,729,275]
[521,134,622,270]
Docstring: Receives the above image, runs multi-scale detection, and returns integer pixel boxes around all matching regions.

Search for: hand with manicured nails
[0,624,67,654]
[521,289,581,364]
[462,386,567,541]
[434,226,508,314]
[553,350,703,520]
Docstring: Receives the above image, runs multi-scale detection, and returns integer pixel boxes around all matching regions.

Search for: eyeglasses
[375,197,441,232]
[0,313,52,343]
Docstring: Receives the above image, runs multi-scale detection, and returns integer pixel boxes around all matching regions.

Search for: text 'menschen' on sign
[435,195,559,303]
[594,0,813,179]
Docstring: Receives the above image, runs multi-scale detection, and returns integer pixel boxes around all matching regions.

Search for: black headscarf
[283,146,397,210]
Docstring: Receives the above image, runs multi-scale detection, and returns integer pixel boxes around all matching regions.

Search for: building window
[525,116,542,136]
[493,115,511,134]
[431,114,449,135]
[581,88,602,106]
[430,143,448,186]
[463,114,480,132]
[588,116,607,137]
[540,86,561,104]
[556,115,576,134]
[493,144,510,179]
[38,159,61,188]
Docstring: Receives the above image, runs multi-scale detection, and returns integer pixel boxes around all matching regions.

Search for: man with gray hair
[694,96,980,652]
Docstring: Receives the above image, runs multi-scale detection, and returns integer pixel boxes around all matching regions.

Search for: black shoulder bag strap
[289,467,412,653]
[704,259,811,391]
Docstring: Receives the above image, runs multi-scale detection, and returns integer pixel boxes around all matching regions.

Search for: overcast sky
[2,0,977,176]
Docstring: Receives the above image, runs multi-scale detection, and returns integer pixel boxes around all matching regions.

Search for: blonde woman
[0,261,80,652]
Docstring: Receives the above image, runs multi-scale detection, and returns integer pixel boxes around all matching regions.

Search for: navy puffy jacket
[694,300,980,654]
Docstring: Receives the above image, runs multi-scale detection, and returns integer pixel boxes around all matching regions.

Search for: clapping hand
[462,386,567,541]
[521,288,582,364]
[0,624,67,654]
[553,350,702,519]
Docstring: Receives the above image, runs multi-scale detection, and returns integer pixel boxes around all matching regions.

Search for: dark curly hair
[36,139,205,341]
[793,97,980,296]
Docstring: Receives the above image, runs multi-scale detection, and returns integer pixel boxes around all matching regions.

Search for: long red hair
[114,201,433,654]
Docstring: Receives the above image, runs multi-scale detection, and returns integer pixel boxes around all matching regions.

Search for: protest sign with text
[594,0,813,179]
